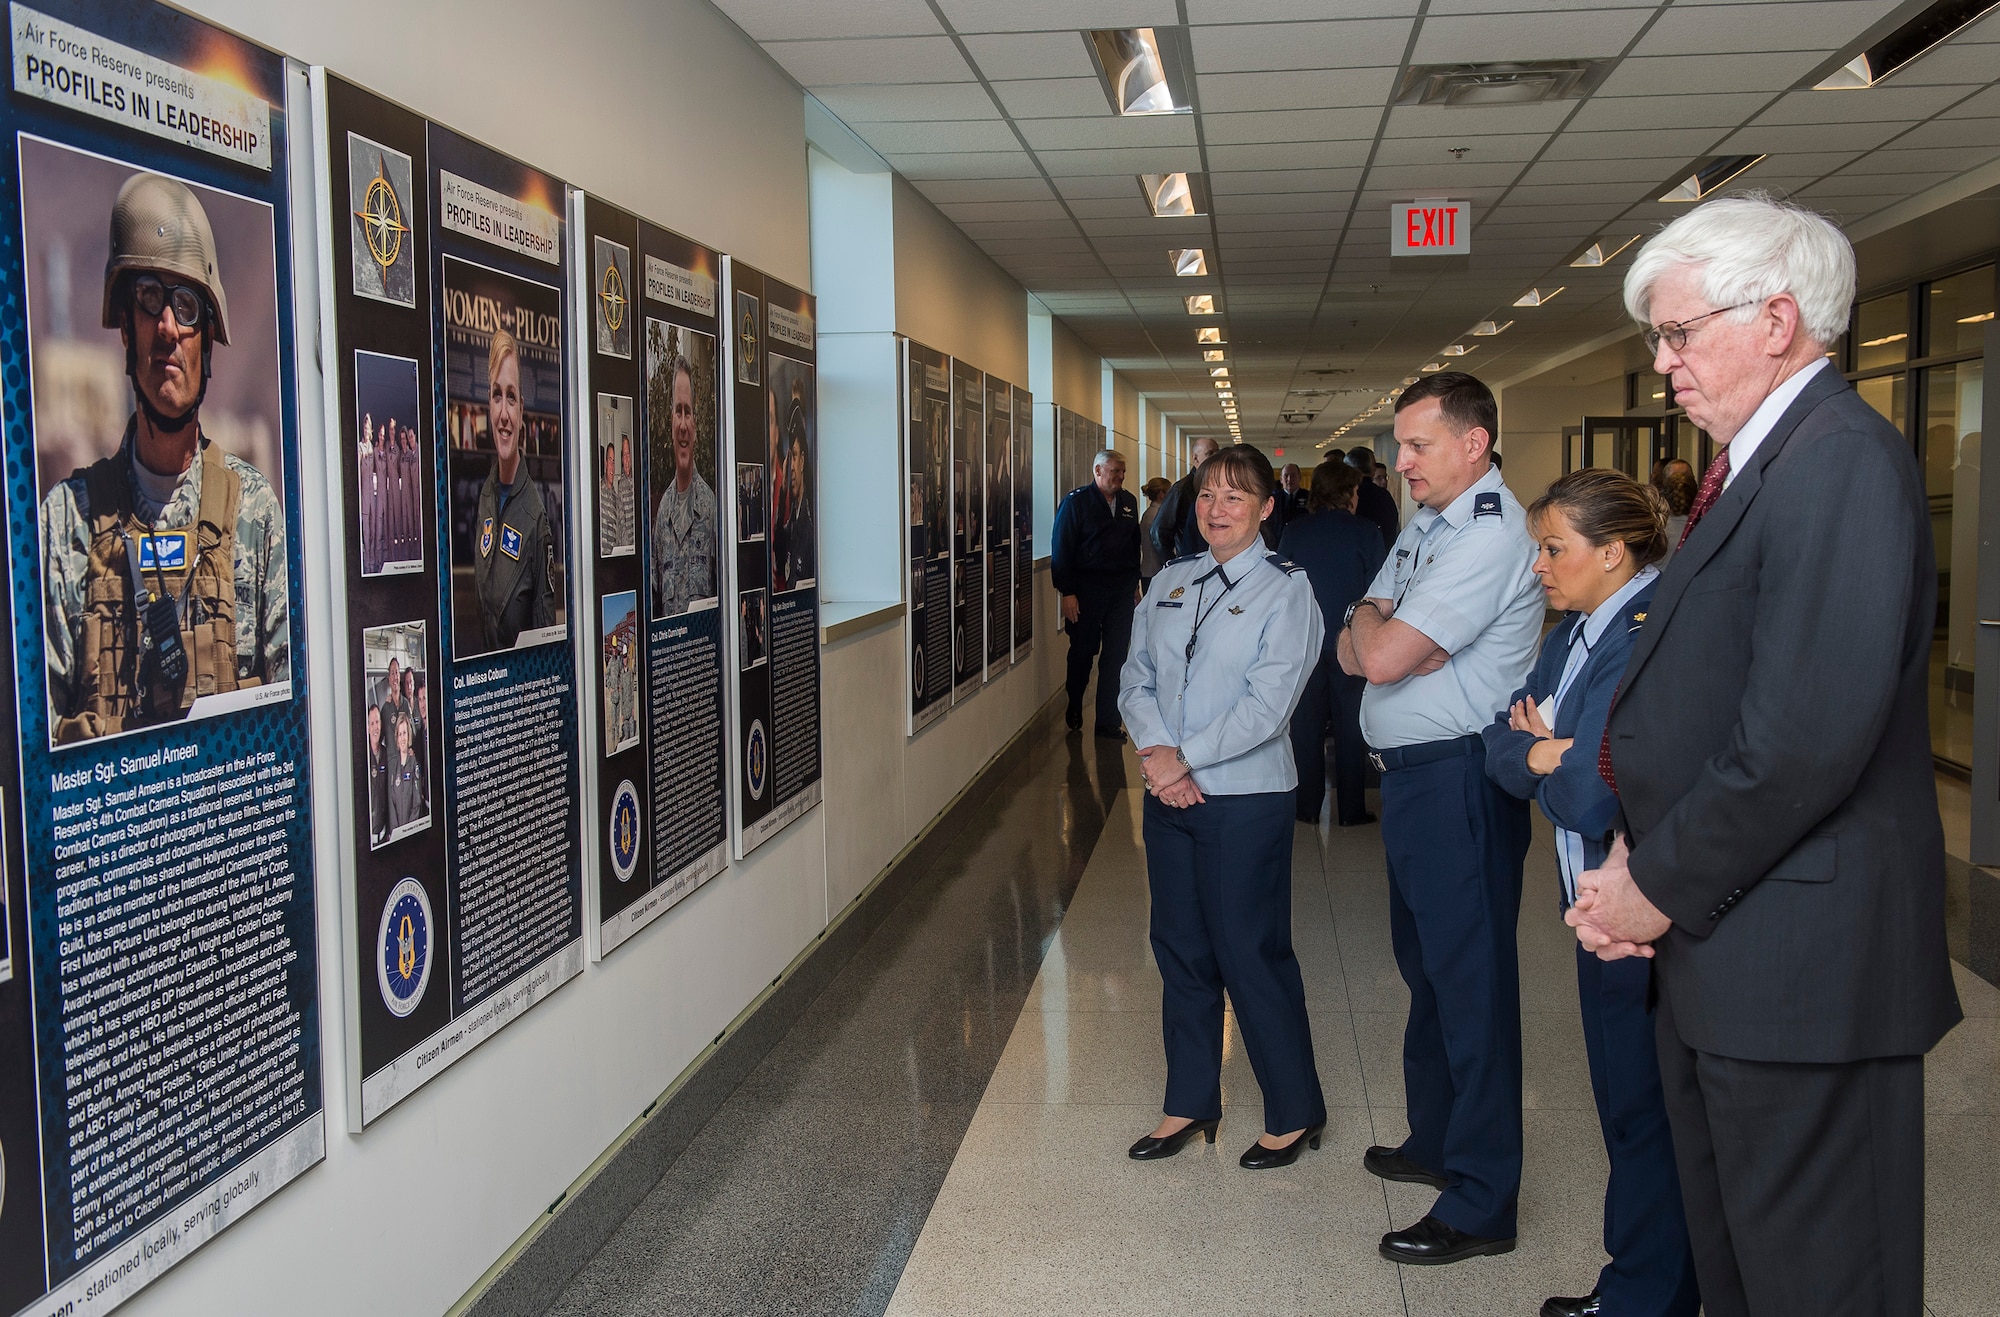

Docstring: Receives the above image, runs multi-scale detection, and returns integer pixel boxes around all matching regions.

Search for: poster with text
[1012,385,1034,663]
[949,359,983,703]
[0,5,324,1312]
[313,73,582,1128]
[904,340,950,735]
[579,195,728,956]
[723,260,820,858]
[983,374,1013,682]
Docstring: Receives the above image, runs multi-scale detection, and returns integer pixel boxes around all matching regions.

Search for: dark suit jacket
[1354,480,1399,552]
[1278,508,1386,655]
[1606,367,1960,1063]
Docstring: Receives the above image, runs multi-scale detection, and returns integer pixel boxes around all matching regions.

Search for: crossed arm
[1336,597,1450,684]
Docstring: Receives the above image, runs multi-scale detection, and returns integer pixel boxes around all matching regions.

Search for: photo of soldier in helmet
[32,159,290,748]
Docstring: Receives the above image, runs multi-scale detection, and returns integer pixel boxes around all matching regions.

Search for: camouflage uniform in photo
[651,471,717,616]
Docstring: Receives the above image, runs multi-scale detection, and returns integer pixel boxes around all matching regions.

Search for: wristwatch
[1175,747,1191,770]
[1342,599,1370,629]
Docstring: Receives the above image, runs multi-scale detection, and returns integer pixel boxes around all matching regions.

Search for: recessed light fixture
[1860,331,1908,347]
[1197,327,1222,344]
[1209,366,1229,378]
[1171,248,1208,277]
[1514,287,1564,307]
[1659,154,1765,203]
[1401,376,1419,385]
[1421,361,1446,372]
[1652,391,1666,400]
[1185,294,1217,316]
[1203,349,1225,362]
[1569,236,1640,268]
[1470,320,1512,336]
[1085,27,1194,116]
[1441,344,1474,356]
[1815,0,2000,89]
[1143,172,1210,218]
[1960,311,1997,324]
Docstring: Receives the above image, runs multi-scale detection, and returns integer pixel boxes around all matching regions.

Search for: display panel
[579,194,729,955]
[0,5,324,1311]
[313,73,583,1127]
[722,260,820,858]
[1011,385,1034,664]
[949,359,984,703]
[905,340,951,735]
[983,375,1013,683]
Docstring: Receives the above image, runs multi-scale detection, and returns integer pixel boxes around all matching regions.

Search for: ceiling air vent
[1394,60,1612,107]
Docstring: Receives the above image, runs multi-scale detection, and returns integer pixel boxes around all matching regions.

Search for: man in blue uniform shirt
[1052,448,1141,739]
[1337,372,1542,1265]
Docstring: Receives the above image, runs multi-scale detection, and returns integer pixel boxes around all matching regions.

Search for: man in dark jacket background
[1346,446,1400,550]
[1052,448,1141,739]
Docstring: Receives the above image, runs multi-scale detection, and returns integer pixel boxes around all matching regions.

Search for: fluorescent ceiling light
[1659,154,1764,203]
[1860,331,1908,347]
[1142,172,1209,218]
[1401,376,1419,385]
[1815,0,2000,89]
[1210,366,1229,378]
[1185,294,1216,315]
[1514,286,1563,307]
[1203,349,1225,362]
[1652,391,1666,400]
[1421,361,1446,372]
[1171,248,1208,277]
[1197,327,1223,344]
[1960,311,1996,324]
[1441,344,1474,356]
[1569,236,1640,268]
[1470,320,1512,336]
[1086,27,1193,116]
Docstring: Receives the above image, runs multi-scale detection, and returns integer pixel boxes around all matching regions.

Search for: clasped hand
[1136,745,1204,808]
[1565,835,1673,961]
[1508,696,1573,777]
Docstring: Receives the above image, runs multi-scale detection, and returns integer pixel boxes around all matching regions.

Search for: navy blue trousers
[1065,581,1136,732]
[1379,748,1530,1238]
[1144,790,1326,1135]
[1577,948,1701,1315]
[1288,651,1368,824]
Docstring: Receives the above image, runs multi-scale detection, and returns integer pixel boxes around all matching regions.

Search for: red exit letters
[1389,201,1473,256]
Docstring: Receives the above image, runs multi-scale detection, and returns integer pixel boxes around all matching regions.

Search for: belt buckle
[1367,751,1386,773]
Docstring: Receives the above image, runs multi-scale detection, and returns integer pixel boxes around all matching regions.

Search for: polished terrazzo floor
[542,716,2000,1316]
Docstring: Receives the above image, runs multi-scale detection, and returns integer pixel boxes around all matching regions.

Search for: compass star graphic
[355,159,408,275]
[599,260,627,334]
[740,309,758,367]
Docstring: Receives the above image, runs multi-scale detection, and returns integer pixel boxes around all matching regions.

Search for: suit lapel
[1621,367,1849,689]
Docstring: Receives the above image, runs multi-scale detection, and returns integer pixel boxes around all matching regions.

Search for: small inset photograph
[645,320,719,619]
[597,393,636,558]
[910,561,923,611]
[739,587,767,670]
[593,236,632,360]
[734,290,761,386]
[736,463,765,543]
[362,621,432,849]
[348,133,416,307]
[356,351,425,576]
[601,590,640,755]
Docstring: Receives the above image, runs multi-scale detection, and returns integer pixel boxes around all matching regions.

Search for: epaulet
[1264,552,1305,575]
[1166,552,1201,566]
[1472,491,1503,519]
[1627,607,1649,632]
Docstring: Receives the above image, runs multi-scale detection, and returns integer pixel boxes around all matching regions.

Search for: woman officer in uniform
[1120,445,1328,1169]
[474,328,557,650]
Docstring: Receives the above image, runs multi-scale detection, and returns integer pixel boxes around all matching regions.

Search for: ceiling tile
[1754,85,1972,126]
[935,199,1074,223]
[712,0,942,40]
[1413,8,1651,62]
[1066,196,1154,218]
[991,78,1117,119]
[1212,190,1357,213]
[1566,91,1778,131]
[1210,168,1367,193]
[1192,19,1416,72]
[1541,127,1721,161]
[1372,133,1549,165]
[1384,101,1577,137]
[1196,68,1401,112]
[913,177,1056,203]
[1880,43,2000,85]
[1595,50,1825,96]
[1887,117,2000,150]
[1038,145,1204,174]
[1055,174,1155,199]
[1208,141,1374,171]
[1634,0,1901,56]
[855,120,1023,153]
[812,84,995,122]
[1016,116,1199,151]
[1723,120,1919,153]
[1203,107,1383,144]
[885,150,1041,178]
[1521,156,1682,186]
[963,32,1097,81]
[766,36,971,85]
[1809,170,1955,196]
[936,0,1175,32]
[1366,161,1524,189]
[1426,0,1651,10]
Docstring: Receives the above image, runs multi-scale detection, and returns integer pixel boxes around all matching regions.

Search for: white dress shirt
[1721,357,1829,489]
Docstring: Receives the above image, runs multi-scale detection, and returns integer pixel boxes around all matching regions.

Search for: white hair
[1092,448,1124,469]
[1622,193,1855,346]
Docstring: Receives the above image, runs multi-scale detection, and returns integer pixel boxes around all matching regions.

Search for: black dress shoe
[1379,1214,1516,1266]
[1337,811,1378,827]
[1539,1293,1602,1317]
[1128,1118,1218,1160]
[1094,724,1127,742]
[1363,1144,1450,1189]
[1065,707,1083,731]
[1238,1122,1324,1169]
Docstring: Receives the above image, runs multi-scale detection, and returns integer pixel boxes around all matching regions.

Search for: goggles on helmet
[130,274,206,330]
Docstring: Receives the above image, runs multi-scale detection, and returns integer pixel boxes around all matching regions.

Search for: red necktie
[1600,449,1732,792]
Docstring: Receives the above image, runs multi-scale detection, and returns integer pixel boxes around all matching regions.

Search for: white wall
[118,3,1065,1316]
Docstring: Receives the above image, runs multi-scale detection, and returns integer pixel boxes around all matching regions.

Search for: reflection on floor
[1930,640,1975,770]
[886,789,2000,1317]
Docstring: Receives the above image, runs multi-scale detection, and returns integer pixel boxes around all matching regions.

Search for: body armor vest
[61,439,243,742]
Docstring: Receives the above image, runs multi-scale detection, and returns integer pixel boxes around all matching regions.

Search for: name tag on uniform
[500,524,523,560]
[1156,600,1183,608]
[137,532,188,571]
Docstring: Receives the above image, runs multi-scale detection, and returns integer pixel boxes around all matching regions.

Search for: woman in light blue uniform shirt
[1119,445,1327,1169]
[1482,469,1698,1317]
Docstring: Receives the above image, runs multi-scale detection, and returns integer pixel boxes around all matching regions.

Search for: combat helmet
[100,172,230,344]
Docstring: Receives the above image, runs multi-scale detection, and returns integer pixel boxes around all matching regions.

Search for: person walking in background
[1336,372,1542,1266]
[1575,194,1961,1317]
[1280,460,1384,827]
[1483,469,1697,1317]
[1138,475,1170,592]
[1120,445,1325,1169]
[1151,435,1219,560]
[1656,458,1696,560]
[1051,448,1141,740]
[1346,445,1400,551]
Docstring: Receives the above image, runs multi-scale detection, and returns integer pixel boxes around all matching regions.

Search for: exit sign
[1391,200,1472,256]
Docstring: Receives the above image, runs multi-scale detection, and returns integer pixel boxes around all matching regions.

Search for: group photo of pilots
[442,258,566,658]
[766,360,816,594]
[739,588,767,670]
[356,350,425,576]
[646,321,719,620]
[361,621,431,849]
[597,394,636,558]
[25,143,292,748]
[601,591,640,755]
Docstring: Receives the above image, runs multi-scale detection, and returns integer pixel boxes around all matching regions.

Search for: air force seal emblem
[746,718,768,801]
[377,877,433,1018]
[609,780,642,882]
[479,517,495,558]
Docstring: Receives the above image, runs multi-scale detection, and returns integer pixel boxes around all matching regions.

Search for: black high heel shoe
[1239,1122,1325,1169]
[1128,1118,1219,1160]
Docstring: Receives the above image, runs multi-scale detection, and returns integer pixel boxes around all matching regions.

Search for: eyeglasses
[1643,302,1754,355]
[130,274,206,330]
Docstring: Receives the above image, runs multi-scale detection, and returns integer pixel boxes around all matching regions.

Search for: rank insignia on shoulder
[478,517,495,558]
[1167,553,1201,566]
[1265,553,1304,574]
[1634,611,1646,622]
[1168,586,1185,599]
[500,524,523,560]
[1474,492,1502,518]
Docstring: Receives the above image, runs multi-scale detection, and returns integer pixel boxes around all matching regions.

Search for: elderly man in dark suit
[1571,194,1961,1317]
